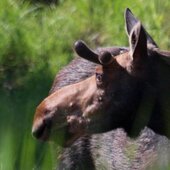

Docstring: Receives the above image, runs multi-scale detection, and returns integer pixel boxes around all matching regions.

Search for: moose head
[33,26,151,143]
[32,9,170,146]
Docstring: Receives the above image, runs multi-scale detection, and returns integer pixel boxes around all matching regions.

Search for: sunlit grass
[0,0,170,169]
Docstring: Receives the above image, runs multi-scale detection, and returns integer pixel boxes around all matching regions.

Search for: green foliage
[0,0,170,169]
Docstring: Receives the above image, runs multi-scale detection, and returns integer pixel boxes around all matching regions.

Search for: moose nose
[32,116,52,140]
[32,119,45,139]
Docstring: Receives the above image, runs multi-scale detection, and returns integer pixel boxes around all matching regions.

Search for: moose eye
[96,72,103,82]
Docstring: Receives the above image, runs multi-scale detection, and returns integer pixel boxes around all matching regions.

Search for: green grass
[0,0,170,169]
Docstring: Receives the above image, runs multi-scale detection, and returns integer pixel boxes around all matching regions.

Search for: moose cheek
[66,115,87,134]
[82,101,101,118]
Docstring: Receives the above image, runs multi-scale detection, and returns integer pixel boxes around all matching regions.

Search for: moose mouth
[32,113,89,142]
[32,121,70,141]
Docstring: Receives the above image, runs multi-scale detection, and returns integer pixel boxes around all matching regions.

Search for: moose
[32,9,170,169]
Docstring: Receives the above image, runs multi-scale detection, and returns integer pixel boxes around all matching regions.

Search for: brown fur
[32,8,170,169]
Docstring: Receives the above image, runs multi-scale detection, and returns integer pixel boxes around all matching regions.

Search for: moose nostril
[43,117,52,129]
[32,116,52,140]
[32,121,46,139]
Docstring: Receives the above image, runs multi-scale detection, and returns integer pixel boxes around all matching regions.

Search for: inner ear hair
[125,8,158,48]
[129,22,147,61]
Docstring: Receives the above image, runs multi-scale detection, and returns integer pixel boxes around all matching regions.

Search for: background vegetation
[0,0,169,169]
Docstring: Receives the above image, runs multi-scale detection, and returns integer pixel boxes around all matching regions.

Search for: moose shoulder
[32,8,170,169]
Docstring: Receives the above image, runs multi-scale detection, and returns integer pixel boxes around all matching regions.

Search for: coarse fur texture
[55,128,170,170]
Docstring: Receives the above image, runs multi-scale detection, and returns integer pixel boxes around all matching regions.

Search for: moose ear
[129,22,147,62]
[125,8,158,48]
[125,8,138,36]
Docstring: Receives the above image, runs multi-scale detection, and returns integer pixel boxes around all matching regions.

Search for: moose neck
[130,83,157,137]
[54,135,96,170]
[129,55,170,138]
[55,133,116,170]
[54,128,170,170]
[153,57,170,137]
